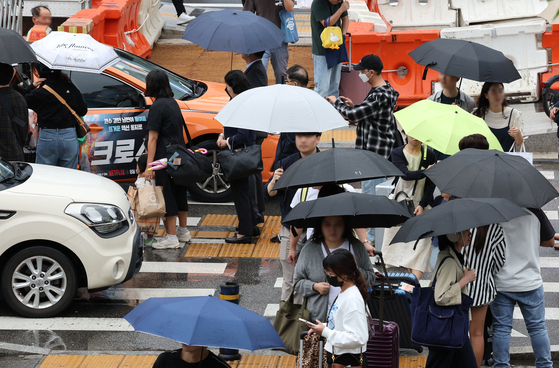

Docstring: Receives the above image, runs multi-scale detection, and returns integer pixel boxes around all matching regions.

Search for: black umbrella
[409,38,520,83]
[273,148,404,191]
[0,27,37,64]
[282,192,411,229]
[391,198,529,245]
[424,149,559,208]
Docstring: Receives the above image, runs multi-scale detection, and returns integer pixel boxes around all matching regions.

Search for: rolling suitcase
[298,331,326,368]
[368,272,424,353]
[366,251,400,368]
[339,32,371,106]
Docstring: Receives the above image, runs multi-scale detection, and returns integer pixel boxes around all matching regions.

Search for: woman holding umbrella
[473,82,524,153]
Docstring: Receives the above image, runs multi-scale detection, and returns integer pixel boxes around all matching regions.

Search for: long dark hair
[323,249,369,301]
[472,226,489,255]
[474,82,508,119]
[145,69,173,99]
[437,235,465,266]
[38,63,70,83]
[310,216,357,244]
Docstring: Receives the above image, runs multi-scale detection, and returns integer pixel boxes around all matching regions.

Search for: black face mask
[326,275,344,287]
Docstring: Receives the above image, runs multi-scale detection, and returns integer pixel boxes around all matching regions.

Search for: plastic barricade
[441,18,547,102]
[347,0,388,33]
[137,0,165,48]
[450,0,548,26]
[349,22,440,107]
[370,0,457,30]
[99,0,151,58]
[58,8,106,42]
[542,24,559,86]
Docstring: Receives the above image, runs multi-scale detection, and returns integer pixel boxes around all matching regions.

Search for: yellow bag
[321,17,343,50]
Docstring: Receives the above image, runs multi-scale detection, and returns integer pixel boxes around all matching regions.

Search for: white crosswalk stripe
[139,261,227,274]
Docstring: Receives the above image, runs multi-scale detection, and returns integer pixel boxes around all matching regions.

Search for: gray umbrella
[424,149,559,208]
[390,198,529,245]
[283,192,411,229]
[0,27,37,64]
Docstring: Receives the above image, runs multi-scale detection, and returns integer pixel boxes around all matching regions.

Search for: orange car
[36,48,278,202]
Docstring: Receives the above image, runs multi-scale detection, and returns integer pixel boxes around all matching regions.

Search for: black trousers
[426,338,478,368]
[230,176,256,236]
[249,173,265,214]
[172,0,186,15]
[326,352,367,368]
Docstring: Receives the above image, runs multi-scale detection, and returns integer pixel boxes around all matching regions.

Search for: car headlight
[65,203,127,235]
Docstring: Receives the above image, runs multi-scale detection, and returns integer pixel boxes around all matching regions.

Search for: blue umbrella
[124,296,285,351]
[182,9,284,54]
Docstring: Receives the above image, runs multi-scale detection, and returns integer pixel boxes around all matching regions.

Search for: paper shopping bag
[136,182,166,218]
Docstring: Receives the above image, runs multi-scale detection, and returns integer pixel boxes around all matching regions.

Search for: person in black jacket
[243,51,268,88]
[153,344,231,368]
[381,135,437,280]
[218,71,259,243]
[25,64,87,169]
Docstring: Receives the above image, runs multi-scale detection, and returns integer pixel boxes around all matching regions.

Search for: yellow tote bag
[321,17,343,50]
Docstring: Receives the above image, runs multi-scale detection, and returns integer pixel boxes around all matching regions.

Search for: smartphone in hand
[298,318,317,327]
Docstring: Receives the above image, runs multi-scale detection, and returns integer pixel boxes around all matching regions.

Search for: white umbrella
[214,84,348,133]
[30,32,119,74]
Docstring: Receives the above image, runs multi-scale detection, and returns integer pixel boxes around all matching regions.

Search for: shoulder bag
[273,279,311,355]
[410,256,473,349]
[165,115,213,186]
[280,0,299,44]
[43,85,90,139]
[393,180,418,218]
[217,137,263,181]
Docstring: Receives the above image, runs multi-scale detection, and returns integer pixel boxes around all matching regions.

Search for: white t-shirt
[495,210,542,292]
[322,240,354,313]
[290,184,356,240]
[322,285,368,355]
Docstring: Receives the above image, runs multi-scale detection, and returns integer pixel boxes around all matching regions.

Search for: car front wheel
[1,246,77,318]
[187,139,233,203]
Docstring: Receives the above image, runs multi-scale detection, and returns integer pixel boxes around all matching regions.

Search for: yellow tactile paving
[218,243,256,257]
[184,243,223,257]
[228,361,240,368]
[261,216,282,235]
[237,355,280,368]
[252,235,281,258]
[277,355,297,367]
[40,355,86,367]
[80,355,125,367]
[294,13,310,19]
[201,214,239,227]
[401,356,427,367]
[191,230,235,238]
[119,355,158,368]
[321,130,357,142]
[298,27,311,34]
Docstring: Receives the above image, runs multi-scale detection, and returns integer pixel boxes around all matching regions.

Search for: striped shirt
[463,224,507,307]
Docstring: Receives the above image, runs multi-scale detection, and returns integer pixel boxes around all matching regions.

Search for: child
[135,153,158,247]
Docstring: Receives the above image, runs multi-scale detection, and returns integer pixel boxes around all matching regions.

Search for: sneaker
[177,228,192,243]
[145,237,158,247]
[152,235,181,249]
[178,13,195,22]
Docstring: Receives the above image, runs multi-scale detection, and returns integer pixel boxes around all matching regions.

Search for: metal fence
[0,0,23,34]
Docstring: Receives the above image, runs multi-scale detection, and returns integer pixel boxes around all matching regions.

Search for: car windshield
[0,157,15,182]
[112,49,196,100]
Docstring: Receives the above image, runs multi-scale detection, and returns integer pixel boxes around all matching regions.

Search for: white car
[0,157,143,317]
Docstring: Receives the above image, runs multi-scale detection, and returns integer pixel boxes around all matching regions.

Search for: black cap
[353,54,383,71]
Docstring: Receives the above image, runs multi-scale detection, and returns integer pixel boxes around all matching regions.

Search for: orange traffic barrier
[541,24,559,86]
[58,8,106,42]
[348,22,440,107]
[27,25,49,42]
[100,0,151,58]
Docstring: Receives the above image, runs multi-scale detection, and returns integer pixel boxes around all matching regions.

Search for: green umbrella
[394,100,502,155]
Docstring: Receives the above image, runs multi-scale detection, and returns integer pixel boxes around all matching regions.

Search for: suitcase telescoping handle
[372,251,394,332]
[299,332,325,368]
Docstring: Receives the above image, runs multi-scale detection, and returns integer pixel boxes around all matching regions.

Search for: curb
[509,345,559,361]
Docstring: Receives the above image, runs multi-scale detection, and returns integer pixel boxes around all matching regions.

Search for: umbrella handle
[422,62,436,80]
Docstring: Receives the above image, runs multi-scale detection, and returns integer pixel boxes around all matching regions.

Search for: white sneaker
[177,228,192,243]
[152,235,181,249]
[178,13,195,22]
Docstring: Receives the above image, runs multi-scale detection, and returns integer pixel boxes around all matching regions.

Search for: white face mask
[359,71,370,83]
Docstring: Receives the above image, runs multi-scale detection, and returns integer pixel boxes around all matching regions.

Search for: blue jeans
[313,54,342,98]
[263,42,289,84]
[36,128,79,169]
[361,178,385,243]
[491,286,552,368]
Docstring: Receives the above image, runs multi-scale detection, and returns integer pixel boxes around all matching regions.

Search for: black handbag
[165,117,213,187]
[394,179,418,218]
[217,137,263,181]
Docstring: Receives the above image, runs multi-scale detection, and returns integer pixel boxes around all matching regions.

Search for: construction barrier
[349,22,440,107]
[348,0,388,32]
[369,0,457,30]
[441,18,547,102]
[24,0,89,17]
[542,24,559,86]
[450,0,548,26]
[137,0,165,48]
[59,0,152,58]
